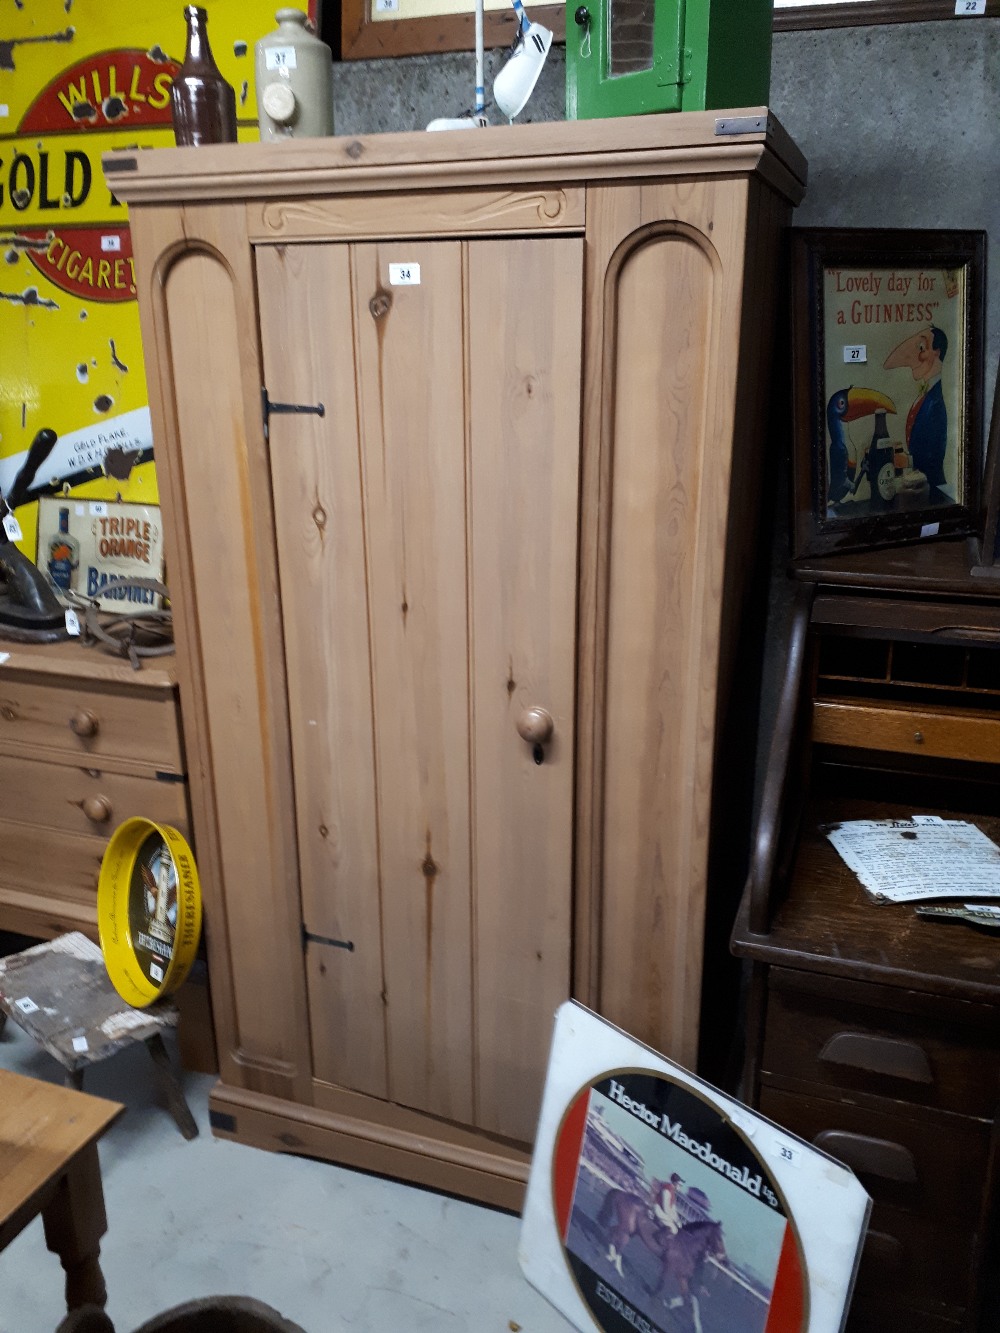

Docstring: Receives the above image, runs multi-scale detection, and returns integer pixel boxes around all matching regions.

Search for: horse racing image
[554,1072,804,1333]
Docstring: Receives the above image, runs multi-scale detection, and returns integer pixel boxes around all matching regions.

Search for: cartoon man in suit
[884,326,949,487]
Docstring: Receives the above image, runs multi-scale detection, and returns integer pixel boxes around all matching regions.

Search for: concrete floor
[0,1022,572,1333]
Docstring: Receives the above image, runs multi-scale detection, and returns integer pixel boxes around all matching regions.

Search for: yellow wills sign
[0,2,314,563]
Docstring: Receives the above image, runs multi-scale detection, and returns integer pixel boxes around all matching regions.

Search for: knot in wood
[369,290,392,321]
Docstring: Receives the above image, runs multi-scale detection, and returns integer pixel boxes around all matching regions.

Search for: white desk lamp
[427,0,552,130]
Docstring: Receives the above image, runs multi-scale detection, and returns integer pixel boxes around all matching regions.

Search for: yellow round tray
[98,817,202,1008]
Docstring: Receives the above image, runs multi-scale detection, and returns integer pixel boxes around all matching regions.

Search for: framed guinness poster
[790,229,986,559]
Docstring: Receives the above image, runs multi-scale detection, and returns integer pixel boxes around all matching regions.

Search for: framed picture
[979,357,1000,569]
[791,228,986,560]
[341,0,562,61]
[521,1003,871,1333]
[340,1,980,61]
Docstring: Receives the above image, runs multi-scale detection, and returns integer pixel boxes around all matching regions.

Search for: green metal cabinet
[566,0,772,119]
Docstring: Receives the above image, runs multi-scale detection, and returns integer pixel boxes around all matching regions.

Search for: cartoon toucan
[826,387,897,502]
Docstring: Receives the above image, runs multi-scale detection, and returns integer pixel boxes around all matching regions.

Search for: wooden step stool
[0,932,198,1140]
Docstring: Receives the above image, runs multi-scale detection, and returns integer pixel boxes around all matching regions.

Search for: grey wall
[771,19,999,406]
[332,45,567,134]
[332,18,999,401]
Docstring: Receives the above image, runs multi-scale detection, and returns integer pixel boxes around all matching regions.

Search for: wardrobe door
[258,234,581,1138]
[257,243,389,1102]
[467,237,582,1142]
[351,241,475,1124]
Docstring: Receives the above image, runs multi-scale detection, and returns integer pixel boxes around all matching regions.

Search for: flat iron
[0,428,67,642]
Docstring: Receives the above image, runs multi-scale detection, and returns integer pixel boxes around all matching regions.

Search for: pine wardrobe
[108,111,805,1208]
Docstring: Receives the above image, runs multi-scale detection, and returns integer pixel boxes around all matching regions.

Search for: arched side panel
[589,185,753,1071]
[147,222,310,1101]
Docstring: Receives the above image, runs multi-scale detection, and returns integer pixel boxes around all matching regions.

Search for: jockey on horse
[606,1171,683,1276]
[650,1171,684,1235]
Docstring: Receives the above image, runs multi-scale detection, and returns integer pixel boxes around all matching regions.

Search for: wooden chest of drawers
[0,639,188,941]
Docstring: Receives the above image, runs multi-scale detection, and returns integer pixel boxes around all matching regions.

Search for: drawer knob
[82,795,113,824]
[819,1032,933,1084]
[70,710,100,738]
[516,706,554,746]
[913,730,924,744]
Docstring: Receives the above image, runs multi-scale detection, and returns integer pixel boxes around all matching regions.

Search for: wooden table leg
[41,1143,110,1311]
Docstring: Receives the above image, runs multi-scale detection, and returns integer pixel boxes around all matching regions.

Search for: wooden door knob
[516,707,554,745]
[82,795,113,824]
[70,710,100,738]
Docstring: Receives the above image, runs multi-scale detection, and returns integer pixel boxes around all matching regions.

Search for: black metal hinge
[302,924,354,952]
[715,113,771,137]
[261,387,325,441]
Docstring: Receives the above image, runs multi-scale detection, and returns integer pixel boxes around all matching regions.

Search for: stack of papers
[824,815,1000,904]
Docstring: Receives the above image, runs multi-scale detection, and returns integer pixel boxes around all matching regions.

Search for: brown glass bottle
[170,6,237,147]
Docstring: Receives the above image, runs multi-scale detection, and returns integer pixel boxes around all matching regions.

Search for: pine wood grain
[138,203,312,1102]
[0,889,98,941]
[0,820,106,915]
[0,638,188,949]
[0,1073,121,1214]
[596,179,750,1069]
[0,755,186,838]
[248,187,585,243]
[117,124,804,1204]
[354,240,474,1124]
[0,676,182,778]
[574,183,643,1014]
[256,242,388,1103]
[0,639,175,690]
[104,111,806,206]
[0,1068,122,1310]
[467,237,581,1141]
[211,1080,529,1212]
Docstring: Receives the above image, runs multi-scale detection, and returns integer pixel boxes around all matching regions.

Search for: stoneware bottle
[171,5,238,147]
[255,9,334,140]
